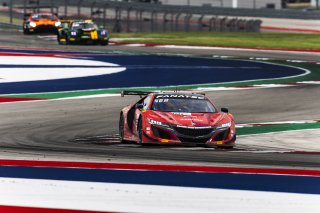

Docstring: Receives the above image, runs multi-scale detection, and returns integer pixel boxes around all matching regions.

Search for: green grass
[111,32,320,49]
[0,15,22,25]
[237,122,320,136]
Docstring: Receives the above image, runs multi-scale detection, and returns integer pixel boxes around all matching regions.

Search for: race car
[119,91,236,148]
[57,20,109,45]
[23,13,61,34]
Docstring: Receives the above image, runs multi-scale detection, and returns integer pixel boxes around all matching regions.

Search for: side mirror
[23,13,30,20]
[135,103,144,109]
[221,108,229,113]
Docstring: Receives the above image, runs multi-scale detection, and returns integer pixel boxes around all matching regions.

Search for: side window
[142,96,152,110]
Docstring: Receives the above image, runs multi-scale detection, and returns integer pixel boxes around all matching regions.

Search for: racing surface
[1,30,320,169]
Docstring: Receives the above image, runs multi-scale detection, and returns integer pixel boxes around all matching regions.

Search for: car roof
[31,13,56,16]
[151,92,206,98]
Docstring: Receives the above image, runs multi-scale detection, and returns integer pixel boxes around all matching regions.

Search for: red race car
[119,91,236,148]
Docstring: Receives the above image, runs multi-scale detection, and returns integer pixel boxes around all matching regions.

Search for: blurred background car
[23,12,61,34]
[57,19,109,45]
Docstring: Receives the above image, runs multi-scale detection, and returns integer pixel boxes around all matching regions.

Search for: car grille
[173,126,214,137]
[214,129,229,141]
[151,125,171,139]
[35,25,56,32]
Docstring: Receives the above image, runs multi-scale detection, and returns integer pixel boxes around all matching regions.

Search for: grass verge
[111,32,320,50]
[237,122,320,136]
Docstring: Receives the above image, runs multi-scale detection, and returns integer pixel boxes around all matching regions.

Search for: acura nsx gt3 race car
[57,19,109,45]
[23,13,61,34]
[119,91,236,148]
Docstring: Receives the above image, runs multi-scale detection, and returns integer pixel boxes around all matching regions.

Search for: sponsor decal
[156,94,205,100]
[172,112,192,116]
[153,99,169,103]
[176,125,213,129]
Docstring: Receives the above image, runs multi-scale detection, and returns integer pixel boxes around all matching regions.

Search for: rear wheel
[137,118,143,144]
[100,40,109,46]
[119,115,128,144]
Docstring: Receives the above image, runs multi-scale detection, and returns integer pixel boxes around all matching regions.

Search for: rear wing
[121,91,152,98]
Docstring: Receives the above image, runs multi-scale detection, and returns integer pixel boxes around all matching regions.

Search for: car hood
[33,19,57,25]
[147,111,226,127]
[82,28,96,32]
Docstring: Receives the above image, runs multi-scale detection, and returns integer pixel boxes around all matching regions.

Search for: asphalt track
[0,30,320,169]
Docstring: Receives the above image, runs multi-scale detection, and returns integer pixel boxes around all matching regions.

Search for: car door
[132,95,152,135]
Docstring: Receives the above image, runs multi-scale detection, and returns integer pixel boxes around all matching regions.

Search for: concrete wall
[160,0,282,9]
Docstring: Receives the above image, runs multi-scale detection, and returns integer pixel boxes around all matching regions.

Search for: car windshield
[32,14,57,20]
[71,22,97,30]
[151,96,216,113]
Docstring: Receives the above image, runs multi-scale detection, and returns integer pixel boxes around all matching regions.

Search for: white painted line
[56,94,120,100]
[0,56,115,66]
[123,43,146,47]
[298,81,320,84]
[0,177,319,213]
[0,56,126,83]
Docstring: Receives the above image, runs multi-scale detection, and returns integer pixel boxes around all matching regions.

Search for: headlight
[55,21,61,27]
[29,22,37,28]
[70,31,77,36]
[100,30,106,35]
[148,118,169,127]
[217,122,231,129]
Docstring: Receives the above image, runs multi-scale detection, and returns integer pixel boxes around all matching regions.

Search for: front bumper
[29,25,57,33]
[68,30,109,43]
[143,124,236,147]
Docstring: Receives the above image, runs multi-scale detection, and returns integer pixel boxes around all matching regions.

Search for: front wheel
[23,28,30,35]
[57,35,65,45]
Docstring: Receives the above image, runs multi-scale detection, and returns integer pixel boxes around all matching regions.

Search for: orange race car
[23,13,61,34]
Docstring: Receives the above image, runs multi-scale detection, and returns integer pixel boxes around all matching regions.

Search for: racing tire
[23,28,30,35]
[215,134,236,149]
[65,36,72,45]
[119,115,130,144]
[215,145,234,149]
[100,40,109,46]
[57,35,65,45]
[137,118,143,144]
